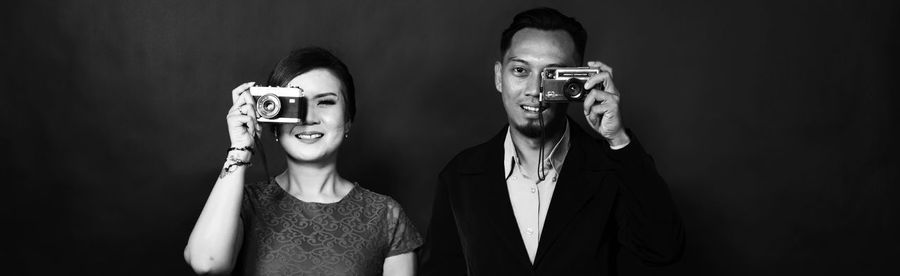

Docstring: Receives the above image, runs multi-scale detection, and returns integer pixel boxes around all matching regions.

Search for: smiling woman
[183,47,422,276]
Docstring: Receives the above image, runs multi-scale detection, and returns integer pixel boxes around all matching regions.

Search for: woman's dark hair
[266,47,356,123]
[500,7,587,62]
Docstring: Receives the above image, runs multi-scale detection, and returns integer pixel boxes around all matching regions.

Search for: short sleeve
[385,199,424,257]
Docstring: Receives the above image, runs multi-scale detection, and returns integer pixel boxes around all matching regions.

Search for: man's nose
[523,75,541,98]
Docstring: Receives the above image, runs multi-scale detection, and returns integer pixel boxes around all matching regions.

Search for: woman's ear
[344,121,353,136]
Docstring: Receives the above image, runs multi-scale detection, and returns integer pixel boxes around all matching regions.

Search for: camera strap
[253,133,272,184]
[538,103,547,182]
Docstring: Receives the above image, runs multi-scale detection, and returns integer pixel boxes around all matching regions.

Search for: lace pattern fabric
[235,181,422,276]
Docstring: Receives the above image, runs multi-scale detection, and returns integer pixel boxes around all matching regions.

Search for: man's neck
[509,119,567,174]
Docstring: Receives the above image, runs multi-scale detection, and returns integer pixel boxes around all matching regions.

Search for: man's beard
[514,113,566,139]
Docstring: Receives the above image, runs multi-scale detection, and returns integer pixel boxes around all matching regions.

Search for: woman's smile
[294,131,325,143]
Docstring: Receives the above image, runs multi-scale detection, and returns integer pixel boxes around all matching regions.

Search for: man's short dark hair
[267,46,356,123]
[499,7,587,62]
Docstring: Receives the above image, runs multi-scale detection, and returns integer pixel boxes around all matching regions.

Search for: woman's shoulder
[243,179,281,199]
[349,184,404,210]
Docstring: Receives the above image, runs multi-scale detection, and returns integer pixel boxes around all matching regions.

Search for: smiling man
[419,7,685,275]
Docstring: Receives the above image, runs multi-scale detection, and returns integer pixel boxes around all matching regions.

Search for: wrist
[228,145,254,155]
[219,153,252,179]
[226,149,252,163]
[606,130,630,148]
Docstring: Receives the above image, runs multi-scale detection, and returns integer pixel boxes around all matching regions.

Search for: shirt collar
[503,120,571,180]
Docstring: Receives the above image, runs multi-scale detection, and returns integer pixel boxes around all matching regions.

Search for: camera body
[540,67,601,102]
[249,86,303,123]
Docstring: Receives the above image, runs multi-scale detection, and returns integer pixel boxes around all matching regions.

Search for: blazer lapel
[532,126,609,265]
[458,126,533,268]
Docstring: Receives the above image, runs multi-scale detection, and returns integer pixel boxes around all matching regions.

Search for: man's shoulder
[440,126,507,176]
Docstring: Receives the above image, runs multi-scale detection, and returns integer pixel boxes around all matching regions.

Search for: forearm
[184,152,250,274]
[611,131,684,265]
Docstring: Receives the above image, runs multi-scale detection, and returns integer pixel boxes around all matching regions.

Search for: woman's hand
[227,82,262,148]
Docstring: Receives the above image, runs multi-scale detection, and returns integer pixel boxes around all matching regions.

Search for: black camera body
[540,67,601,102]
[249,86,303,123]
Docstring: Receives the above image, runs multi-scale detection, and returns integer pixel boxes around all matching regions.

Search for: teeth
[522,105,540,112]
[295,133,324,139]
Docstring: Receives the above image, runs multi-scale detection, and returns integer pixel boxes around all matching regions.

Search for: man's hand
[582,61,630,148]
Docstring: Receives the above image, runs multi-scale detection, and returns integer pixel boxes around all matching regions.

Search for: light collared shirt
[503,121,571,263]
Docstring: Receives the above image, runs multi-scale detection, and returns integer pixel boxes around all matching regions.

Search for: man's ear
[494,61,502,93]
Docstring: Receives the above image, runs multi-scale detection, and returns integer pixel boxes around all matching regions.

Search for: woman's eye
[318,100,336,106]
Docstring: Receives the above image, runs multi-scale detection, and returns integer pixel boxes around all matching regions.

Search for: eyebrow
[507,57,529,64]
[311,92,339,99]
[506,57,566,68]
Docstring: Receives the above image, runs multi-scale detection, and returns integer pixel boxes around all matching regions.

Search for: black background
[4,0,899,275]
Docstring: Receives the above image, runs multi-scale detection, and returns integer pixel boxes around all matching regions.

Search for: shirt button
[530,187,536,193]
[511,176,518,181]
[526,228,534,235]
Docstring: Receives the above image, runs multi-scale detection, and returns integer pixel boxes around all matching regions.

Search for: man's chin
[514,123,544,138]
[512,115,566,139]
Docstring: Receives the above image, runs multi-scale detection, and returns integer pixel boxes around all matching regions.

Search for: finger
[232,101,247,116]
[239,104,253,116]
[229,114,256,138]
[232,82,256,103]
[227,113,254,128]
[582,89,618,115]
[587,61,613,76]
[586,101,620,126]
[590,102,618,118]
[239,91,261,136]
[248,116,256,138]
[586,102,606,121]
[241,90,256,114]
[251,113,260,138]
[228,102,241,114]
[583,71,611,91]
[232,89,249,108]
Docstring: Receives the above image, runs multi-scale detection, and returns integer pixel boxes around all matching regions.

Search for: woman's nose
[299,97,320,125]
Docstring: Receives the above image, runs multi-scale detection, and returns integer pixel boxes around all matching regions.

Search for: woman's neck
[277,157,350,203]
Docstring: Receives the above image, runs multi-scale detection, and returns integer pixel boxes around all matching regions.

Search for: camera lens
[563,79,585,101]
[255,94,281,119]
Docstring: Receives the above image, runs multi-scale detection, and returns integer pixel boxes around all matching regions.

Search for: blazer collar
[454,119,616,268]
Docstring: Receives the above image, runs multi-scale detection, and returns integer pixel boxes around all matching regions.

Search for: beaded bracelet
[227,146,254,155]
[220,156,252,179]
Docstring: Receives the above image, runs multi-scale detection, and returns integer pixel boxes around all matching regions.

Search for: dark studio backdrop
[4,0,898,275]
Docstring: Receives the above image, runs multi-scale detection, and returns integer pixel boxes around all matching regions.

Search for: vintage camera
[539,67,601,102]
[249,86,304,123]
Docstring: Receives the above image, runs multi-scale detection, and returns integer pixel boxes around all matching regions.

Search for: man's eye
[512,67,528,75]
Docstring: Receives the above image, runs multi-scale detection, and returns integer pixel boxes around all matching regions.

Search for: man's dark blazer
[419,121,685,275]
